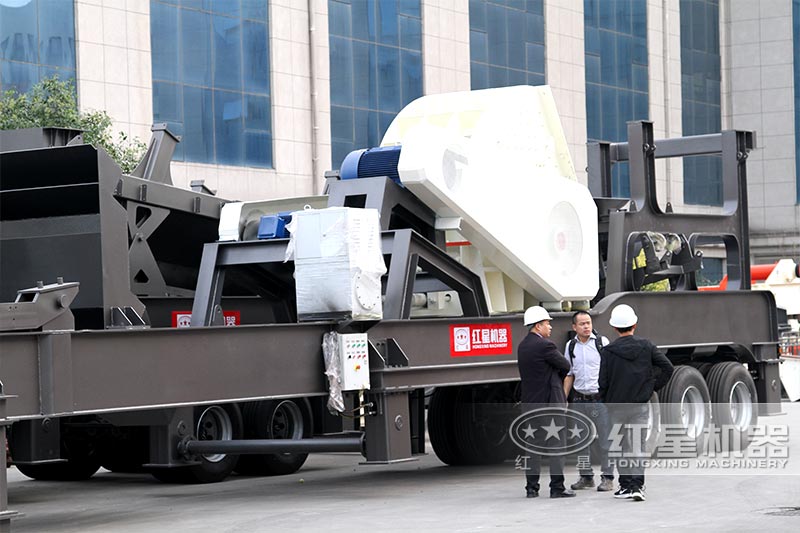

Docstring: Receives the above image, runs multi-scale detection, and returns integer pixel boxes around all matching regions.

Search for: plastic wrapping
[286,207,387,321]
[322,331,345,413]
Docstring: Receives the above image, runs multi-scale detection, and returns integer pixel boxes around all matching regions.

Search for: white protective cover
[286,207,386,321]
[381,85,598,303]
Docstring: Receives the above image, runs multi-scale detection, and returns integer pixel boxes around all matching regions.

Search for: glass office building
[0,0,796,260]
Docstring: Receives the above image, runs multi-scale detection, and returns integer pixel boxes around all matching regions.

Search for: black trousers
[609,403,649,491]
[524,413,566,492]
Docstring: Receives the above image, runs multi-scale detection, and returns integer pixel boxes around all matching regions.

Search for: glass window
[585,0,649,197]
[0,0,76,93]
[151,0,272,168]
[328,0,422,169]
[680,0,721,205]
[469,0,545,92]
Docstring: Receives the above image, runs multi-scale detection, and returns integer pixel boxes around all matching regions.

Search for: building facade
[0,0,798,262]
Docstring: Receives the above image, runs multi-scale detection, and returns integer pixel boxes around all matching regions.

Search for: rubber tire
[454,384,515,465]
[643,392,662,457]
[657,365,711,454]
[689,362,714,379]
[100,429,148,474]
[427,387,464,465]
[235,399,312,476]
[151,403,243,484]
[706,362,758,451]
[428,384,515,466]
[13,435,101,482]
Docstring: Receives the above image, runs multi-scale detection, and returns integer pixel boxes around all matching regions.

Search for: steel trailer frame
[0,122,782,531]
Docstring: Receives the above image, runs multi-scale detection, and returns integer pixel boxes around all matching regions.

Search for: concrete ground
[5,404,800,532]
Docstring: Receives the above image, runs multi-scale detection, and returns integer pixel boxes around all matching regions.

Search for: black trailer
[0,122,782,531]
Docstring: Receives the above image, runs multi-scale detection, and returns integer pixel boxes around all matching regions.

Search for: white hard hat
[524,306,552,327]
[609,304,638,328]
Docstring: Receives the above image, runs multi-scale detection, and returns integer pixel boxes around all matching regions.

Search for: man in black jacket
[599,304,673,502]
[517,306,575,499]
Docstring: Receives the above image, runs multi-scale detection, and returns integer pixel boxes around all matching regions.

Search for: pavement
[5,403,800,532]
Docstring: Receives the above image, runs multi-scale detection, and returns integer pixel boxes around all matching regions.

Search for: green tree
[0,76,147,173]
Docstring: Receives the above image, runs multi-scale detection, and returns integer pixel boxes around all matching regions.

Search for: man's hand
[563,375,574,398]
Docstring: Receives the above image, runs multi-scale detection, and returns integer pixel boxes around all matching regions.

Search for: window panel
[681,0,721,205]
[0,0,76,93]
[331,105,354,143]
[153,81,183,122]
[377,45,400,113]
[244,131,272,168]
[401,49,422,103]
[151,2,179,82]
[39,0,75,69]
[244,94,270,131]
[329,0,421,167]
[182,86,214,162]
[377,0,399,47]
[352,40,376,111]
[214,90,243,166]
[471,62,488,89]
[241,0,267,21]
[470,0,545,91]
[329,1,352,37]
[399,15,421,51]
[398,0,421,18]
[470,0,487,32]
[0,0,36,62]
[585,0,648,198]
[507,11,525,70]
[242,21,269,94]
[470,30,488,63]
[153,1,272,167]
[329,36,354,107]
[526,0,543,16]
[210,0,240,18]
[181,9,212,86]
[212,15,242,91]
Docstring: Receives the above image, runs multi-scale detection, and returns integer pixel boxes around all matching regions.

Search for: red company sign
[450,323,513,357]
[171,311,241,328]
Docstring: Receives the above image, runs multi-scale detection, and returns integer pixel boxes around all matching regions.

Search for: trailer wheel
[151,403,243,484]
[707,362,758,450]
[658,365,711,454]
[428,385,514,466]
[100,428,148,473]
[427,387,463,465]
[454,384,515,465]
[643,392,662,456]
[12,437,101,482]
[235,399,312,476]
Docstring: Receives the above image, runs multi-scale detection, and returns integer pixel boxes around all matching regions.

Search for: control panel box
[338,333,370,391]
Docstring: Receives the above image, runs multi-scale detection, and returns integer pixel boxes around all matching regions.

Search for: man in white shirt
[563,311,614,492]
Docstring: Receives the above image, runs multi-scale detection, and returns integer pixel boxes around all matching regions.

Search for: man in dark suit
[517,305,575,499]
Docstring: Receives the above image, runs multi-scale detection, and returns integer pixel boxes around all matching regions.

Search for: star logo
[522,424,537,440]
[541,418,564,441]
[568,424,584,439]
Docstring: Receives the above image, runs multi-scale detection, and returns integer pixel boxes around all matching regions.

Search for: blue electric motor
[257,212,293,240]
[339,145,402,185]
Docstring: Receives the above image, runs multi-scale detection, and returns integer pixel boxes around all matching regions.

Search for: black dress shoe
[550,489,576,498]
[526,488,539,498]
